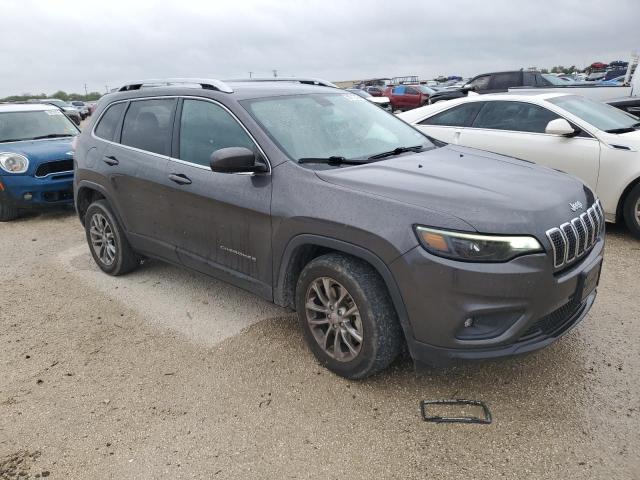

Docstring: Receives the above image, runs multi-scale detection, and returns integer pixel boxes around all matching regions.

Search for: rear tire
[623,183,640,240]
[295,253,403,379]
[0,200,19,222]
[84,199,140,275]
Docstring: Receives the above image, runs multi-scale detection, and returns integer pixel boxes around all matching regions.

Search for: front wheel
[295,253,403,379]
[84,200,140,275]
[0,200,19,222]
[623,183,640,240]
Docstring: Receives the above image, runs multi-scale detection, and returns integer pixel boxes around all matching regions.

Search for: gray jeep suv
[74,78,605,379]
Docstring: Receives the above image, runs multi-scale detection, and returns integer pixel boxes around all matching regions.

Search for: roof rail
[227,77,338,88]
[116,78,233,93]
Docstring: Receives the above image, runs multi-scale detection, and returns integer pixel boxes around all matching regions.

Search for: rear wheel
[623,183,640,240]
[84,200,140,275]
[295,253,403,379]
[0,200,19,222]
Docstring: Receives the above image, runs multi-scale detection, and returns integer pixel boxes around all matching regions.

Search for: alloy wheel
[305,277,363,362]
[89,213,116,266]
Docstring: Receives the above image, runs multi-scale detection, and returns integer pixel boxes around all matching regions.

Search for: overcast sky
[0,0,638,97]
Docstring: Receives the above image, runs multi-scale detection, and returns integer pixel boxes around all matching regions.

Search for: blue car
[0,103,79,221]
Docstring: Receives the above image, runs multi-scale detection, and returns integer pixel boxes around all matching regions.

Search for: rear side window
[472,101,560,133]
[94,103,126,141]
[179,99,255,167]
[121,99,176,155]
[490,72,521,90]
[419,102,483,127]
[405,87,419,95]
[392,86,406,95]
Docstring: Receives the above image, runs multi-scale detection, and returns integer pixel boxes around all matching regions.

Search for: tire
[295,253,403,379]
[84,199,139,275]
[0,200,19,222]
[622,183,640,240]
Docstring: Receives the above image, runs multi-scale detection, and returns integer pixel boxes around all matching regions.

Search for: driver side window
[179,99,255,167]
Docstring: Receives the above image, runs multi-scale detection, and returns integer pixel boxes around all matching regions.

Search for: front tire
[295,253,403,379]
[623,183,640,240]
[84,200,140,275]
[0,200,19,222]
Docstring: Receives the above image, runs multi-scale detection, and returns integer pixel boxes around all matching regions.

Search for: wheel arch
[616,175,640,223]
[75,180,120,225]
[274,234,414,341]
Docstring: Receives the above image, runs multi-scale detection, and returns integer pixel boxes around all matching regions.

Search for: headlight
[0,153,29,174]
[415,226,543,262]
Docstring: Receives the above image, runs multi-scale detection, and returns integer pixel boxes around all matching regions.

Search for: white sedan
[398,92,640,238]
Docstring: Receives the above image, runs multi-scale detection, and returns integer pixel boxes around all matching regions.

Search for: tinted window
[405,87,419,95]
[490,72,521,90]
[94,103,126,141]
[523,72,538,86]
[179,99,255,167]
[468,75,490,90]
[419,102,484,127]
[121,99,176,155]
[472,101,560,133]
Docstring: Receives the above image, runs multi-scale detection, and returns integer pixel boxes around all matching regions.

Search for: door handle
[169,173,192,185]
[102,155,119,166]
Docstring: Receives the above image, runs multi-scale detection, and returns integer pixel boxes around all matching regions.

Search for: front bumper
[0,173,74,209]
[391,236,604,367]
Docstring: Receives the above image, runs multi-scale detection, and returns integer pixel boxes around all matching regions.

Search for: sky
[0,0,638,97]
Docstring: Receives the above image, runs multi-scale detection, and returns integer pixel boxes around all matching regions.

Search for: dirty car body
[73,79,604,377]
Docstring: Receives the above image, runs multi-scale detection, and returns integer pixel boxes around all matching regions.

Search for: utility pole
[272,69,278,78]
[249,71,253,78]
[105,85,109,94]
[84,83,88,96]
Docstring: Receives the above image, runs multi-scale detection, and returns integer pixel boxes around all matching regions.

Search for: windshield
[347,89,371,98]
[0,110,79,142]
[548,95,639,132]
[242,92,433,162]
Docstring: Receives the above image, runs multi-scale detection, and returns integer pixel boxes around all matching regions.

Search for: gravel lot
[1,209,639,479]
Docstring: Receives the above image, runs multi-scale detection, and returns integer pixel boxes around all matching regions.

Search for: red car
[383,84,432,111]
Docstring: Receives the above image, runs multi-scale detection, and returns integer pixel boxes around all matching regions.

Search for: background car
[427,70,552,104]
[70,100,90,119]
[398,92,640,237]
[364,86,385,97]
[0,103,79,221]
[383,84,432,111]
[27,99,82,125]
[346,88,392,111]
[608,96,640,116]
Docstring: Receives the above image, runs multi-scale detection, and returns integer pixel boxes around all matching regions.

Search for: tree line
[0,90,103,103]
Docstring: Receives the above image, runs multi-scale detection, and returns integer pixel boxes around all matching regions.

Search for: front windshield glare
[0,110,78,142]
[548,95,639,131]
[242,93,433,161]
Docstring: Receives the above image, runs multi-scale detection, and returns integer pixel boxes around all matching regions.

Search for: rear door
[486,72,522,93]
[413,102,484,144]
[459,100,600,188]
[104,97,178,261]
[164,98,273,298]
[403,86,421,109]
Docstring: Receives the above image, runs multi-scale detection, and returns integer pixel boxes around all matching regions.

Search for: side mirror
[545,118,578,136]
[210,147,268,174]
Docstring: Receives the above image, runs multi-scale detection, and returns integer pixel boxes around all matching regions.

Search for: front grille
[546,200,604,269]
[519,296,584,340]
[35,159,74,178]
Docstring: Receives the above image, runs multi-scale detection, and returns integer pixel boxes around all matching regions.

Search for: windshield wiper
[368,145,425,160]
[0,138,29,143]
[31,133,74,140]
[298,156,369,166]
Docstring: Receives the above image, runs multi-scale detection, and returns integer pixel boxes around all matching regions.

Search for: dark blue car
[0,103,79,221]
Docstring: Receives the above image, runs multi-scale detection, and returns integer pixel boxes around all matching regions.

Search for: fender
[275,234,415,342]
[74,179,125,227]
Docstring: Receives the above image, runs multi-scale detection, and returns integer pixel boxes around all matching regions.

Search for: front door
[164,98,273,299]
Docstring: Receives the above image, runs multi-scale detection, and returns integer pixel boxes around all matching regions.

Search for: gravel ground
[1,209,639,479]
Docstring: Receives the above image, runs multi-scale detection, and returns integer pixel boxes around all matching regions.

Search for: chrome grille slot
[546,200,604,269]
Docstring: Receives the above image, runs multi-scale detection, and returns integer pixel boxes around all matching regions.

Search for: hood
[0,138,75,176]
[316,145,595,237]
